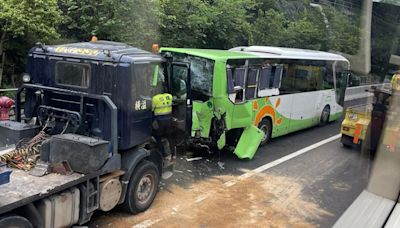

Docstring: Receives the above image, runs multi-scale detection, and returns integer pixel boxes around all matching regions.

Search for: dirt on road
[91,173,333,228]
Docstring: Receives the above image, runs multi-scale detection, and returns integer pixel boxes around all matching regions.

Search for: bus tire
[258,118,272,146]
[0,214,33,228]
[319,106,330,126]
[122,160,160,214]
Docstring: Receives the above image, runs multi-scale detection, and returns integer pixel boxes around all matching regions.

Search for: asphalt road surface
[90,98,371,228]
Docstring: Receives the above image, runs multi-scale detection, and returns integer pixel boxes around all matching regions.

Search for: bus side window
[258,65,283,97]
[227,67,246,103]
[273,65,283,88]
[259,66,272,90]
[246,68,259,100]
[323,63,334,90]
[233,68,246,88]
[280,63,298,94]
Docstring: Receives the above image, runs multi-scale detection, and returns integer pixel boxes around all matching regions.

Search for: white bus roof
[229,46,349,63]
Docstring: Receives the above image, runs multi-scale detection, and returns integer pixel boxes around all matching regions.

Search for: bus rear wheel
[319,106,330,126]
[258,119,272,146]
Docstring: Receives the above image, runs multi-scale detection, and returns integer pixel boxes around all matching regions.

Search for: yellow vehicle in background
[341,104,372,147]
[341,88,391,151]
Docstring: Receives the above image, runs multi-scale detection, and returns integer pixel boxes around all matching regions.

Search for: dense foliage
[0,0,61,86]
[0,0,372,87]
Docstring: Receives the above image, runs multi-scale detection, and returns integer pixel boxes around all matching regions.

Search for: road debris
[186,157,203,162]
[217,161,225,170]
[91,173,332,228]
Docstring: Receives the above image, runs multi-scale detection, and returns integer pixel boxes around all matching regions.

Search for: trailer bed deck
[0,169,91,214]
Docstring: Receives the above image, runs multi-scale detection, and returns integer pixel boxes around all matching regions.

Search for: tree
[159,0,215,48]
[249,9,288,46]
[324,7,359,54]
[159,0,254,49]
[286,17,326,50]
[58,0,161,49]
[0,0,61,87]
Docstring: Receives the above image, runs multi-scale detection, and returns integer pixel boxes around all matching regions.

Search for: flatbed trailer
[0,169,89,215]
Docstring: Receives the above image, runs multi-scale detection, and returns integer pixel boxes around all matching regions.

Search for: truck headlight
[349,113,358,121]
[22,73,31,83]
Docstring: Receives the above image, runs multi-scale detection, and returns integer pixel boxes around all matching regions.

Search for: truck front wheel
[123,160,160,214]
[0,214,33,228]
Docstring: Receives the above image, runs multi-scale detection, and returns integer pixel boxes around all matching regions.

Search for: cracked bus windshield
[0,0,400,228]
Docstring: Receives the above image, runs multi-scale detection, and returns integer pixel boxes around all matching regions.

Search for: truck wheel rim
[137,174,154,204]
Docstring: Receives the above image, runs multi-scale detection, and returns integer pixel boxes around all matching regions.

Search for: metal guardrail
[344,83,390,101]
[0,88,18,93]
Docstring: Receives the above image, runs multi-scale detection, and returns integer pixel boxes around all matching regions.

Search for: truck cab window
[56,62,90,88]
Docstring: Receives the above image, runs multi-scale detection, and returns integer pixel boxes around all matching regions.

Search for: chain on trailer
[0,118,71,171]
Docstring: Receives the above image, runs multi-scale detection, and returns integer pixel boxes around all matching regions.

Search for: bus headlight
[22,73,31,83]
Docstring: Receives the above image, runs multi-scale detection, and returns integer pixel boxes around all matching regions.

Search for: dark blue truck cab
[0,41,173,227]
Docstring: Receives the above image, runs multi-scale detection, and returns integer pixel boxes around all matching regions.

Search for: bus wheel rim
[261,124,269,141]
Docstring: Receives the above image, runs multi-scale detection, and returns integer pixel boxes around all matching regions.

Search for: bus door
[167,62,192,134]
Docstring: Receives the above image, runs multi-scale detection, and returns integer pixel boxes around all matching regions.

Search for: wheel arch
[118,145,160,204]
[258,115,274,132]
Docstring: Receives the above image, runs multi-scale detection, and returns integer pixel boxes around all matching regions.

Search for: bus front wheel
[258,118,272,146]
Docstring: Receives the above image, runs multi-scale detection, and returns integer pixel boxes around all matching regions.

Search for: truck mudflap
[234,125,264,160]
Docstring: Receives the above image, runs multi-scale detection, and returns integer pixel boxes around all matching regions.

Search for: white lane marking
[223,134,341,187]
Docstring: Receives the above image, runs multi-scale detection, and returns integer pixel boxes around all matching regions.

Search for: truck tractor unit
[0,41,174,227]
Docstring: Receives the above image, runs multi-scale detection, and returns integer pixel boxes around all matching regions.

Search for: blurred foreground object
[0,96,14,121]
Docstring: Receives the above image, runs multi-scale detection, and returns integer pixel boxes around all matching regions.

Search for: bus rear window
[56,62,90,88]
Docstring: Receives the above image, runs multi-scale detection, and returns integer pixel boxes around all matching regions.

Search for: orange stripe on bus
[255,105,276,126]
[253,100,259,110]
[275,98,281,108]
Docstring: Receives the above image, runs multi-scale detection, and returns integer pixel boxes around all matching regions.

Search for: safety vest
[392,74,400,91]
[152,93,173,116]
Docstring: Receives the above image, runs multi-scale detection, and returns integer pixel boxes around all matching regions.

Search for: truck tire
[122,160,160,214]
[0,214,33,228]
[258,118,272,146]
[319,106,330,126]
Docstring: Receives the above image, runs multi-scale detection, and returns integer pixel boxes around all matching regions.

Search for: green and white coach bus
[159,46,349,160]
